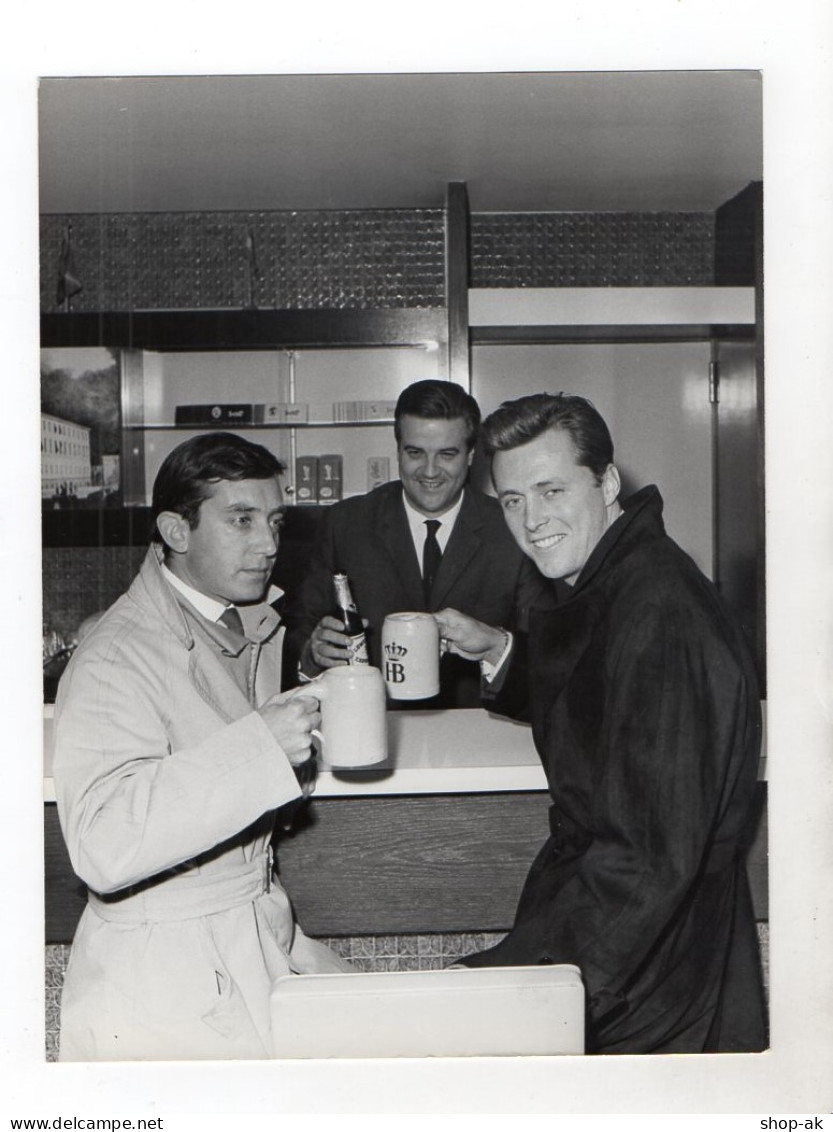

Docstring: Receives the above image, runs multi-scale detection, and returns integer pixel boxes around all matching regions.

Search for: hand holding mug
[432,608,508,666]
[277,667,388,768]
[381,612,442,699]
[259,690,322,766]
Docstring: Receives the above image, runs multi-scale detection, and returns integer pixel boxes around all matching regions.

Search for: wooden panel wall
[45,786,768,943]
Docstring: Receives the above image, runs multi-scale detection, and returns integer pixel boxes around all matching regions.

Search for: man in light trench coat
[53,432,350,1061]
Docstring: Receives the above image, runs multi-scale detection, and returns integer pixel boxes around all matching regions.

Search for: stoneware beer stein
[306,666,388,768]
[381,612,441,700]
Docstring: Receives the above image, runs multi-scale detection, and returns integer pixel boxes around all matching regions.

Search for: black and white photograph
[4,3,833,1121]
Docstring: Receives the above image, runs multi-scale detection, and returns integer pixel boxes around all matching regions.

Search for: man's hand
[304,615,354,670]
[259,690,321,766]
[433,608,508,666]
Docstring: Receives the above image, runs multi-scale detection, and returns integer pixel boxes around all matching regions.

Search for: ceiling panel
[38,71,762,215]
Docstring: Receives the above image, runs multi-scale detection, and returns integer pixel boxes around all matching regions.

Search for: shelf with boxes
[115,346,436,507]
[129,398,399,429]
[40,303,448,511]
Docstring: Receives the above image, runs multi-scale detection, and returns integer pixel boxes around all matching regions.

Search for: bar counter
[43,707,768,942]
[43,706,546,802]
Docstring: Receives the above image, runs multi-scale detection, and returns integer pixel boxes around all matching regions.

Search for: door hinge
[709,360,720,405]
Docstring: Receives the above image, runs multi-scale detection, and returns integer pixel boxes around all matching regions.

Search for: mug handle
[279,679,327,754]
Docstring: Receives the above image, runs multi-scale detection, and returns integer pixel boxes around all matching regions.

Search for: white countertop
[42,703,767,803]
[42,706,547,802]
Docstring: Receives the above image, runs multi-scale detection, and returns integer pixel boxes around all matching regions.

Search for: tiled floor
[44,932,505,1062]
[45,925,769,1061]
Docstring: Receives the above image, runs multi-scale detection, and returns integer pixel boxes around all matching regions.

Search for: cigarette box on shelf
[317,454,343,503]
[367,456,390,491]
[294,456,319,504]
[260,403,310,424]
[174,403,257,426]
[332,400,397,423]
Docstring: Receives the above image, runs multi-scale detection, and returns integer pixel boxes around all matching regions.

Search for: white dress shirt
[401,490,464,572]
[400,492,512,680]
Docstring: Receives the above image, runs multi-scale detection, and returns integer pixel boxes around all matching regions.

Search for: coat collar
[129,544,284,724]
[569,484,666,597]
[527,487,666,722]
[129,543,282,651]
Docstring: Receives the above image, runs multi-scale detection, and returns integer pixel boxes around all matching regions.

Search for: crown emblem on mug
[384,641,408,658]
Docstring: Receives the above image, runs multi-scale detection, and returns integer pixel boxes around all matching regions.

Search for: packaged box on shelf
[318,454,343,503]
[294,456,318,504]
[367,456,390,491]
[332,400,397,423]
[260,403,309,424]
[364,400,397,421]
[174,403,257,426]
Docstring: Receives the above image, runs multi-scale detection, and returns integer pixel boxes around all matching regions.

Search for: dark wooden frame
[41,307,447,354]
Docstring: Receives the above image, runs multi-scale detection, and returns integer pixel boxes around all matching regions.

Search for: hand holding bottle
[303,572,369,672]
[306,614,362,668]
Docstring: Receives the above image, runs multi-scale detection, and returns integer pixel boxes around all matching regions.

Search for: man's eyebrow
[223,502,285,517]
[497,479,559,498]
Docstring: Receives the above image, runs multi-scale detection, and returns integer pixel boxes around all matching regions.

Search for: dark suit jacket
[283,481,549,708]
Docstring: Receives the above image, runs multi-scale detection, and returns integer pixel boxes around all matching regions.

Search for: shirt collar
[161,562,283,623]
[401,489,464,553]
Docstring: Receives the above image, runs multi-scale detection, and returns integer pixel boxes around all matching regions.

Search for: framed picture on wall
[40,346,122,510]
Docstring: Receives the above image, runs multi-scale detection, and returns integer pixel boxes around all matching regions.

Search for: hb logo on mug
[381,613,440,700]
[384,641,407,685]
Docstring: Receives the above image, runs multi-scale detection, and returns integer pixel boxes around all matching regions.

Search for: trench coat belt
[87,848,274,924]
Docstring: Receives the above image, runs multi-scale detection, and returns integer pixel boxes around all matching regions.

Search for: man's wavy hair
[152,432,285,541]
[482,393,614,485]
[394,379,481,451]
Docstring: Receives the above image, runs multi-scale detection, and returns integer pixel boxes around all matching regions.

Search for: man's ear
[156,511,190,555]
[602,464,621,508]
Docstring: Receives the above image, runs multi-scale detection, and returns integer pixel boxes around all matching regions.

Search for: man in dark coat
[436,393,767,1054]
[283,380,547,708]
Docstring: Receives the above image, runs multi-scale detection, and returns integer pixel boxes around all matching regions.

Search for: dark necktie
[218,605,245,636]
[422,519,442,602]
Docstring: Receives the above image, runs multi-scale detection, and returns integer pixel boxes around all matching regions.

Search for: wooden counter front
[43,708,768,942]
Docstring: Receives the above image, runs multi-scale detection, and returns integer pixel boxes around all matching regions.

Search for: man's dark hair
[482,393,614,483]
[394,379,481,450]
[152,432,285,539]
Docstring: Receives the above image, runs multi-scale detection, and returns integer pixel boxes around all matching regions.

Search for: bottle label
[347,633,369,665]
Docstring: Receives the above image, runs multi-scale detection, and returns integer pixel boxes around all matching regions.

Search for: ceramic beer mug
[381,612,442,700]
[307,665,388,768]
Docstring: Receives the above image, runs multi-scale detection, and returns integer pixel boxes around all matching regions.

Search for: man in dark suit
[283,380,547,708]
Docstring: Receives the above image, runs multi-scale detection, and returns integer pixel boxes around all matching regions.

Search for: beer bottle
[333,573,369,665]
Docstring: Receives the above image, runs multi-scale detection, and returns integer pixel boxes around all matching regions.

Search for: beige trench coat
[53,545,349,1061]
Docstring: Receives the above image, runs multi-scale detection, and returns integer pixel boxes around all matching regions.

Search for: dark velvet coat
[465,486,767,1054]
[283,481,548,708]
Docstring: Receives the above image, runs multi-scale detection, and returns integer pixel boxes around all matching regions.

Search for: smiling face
[397,414,474,516]
[159,476,284,604]
[493,427,621,583]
